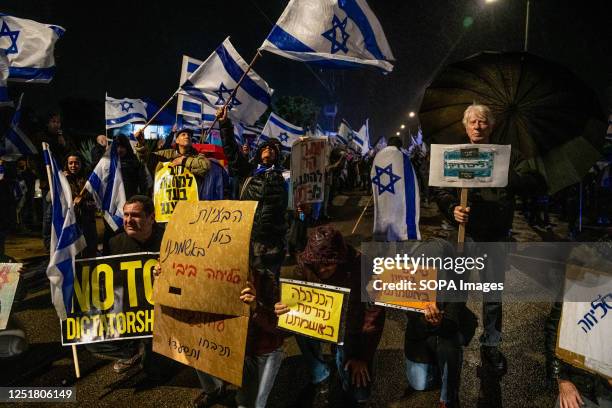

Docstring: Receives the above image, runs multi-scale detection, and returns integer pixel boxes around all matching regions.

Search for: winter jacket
[220,120,288,246]
[135,143,211,200]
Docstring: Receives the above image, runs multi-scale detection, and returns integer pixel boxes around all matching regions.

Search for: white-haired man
[431,104,546,376]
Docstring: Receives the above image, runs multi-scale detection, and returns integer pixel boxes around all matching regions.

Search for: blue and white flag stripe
[176,55,216,128]
[0,50,11,107]
[0,14,65,83]
[105,95,148,130]
[85,140,126,231]
[180,37,273,125]
[260,0,394,72]
[43,143,86,320]
[5,94,37,156]
[371,146,421,241]
[260,112,304,153]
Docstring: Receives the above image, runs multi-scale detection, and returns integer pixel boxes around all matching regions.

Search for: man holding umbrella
[431,104,546,375]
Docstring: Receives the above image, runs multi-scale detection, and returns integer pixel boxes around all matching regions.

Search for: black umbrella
[419,51,606,194]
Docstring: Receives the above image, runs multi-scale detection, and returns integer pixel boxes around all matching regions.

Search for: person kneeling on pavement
[403,240,477,408]
[275,226,385,406]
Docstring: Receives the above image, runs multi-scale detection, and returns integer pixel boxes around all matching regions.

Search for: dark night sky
[3,0,611,140]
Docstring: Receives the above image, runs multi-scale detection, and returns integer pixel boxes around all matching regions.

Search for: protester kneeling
[275,226,385,405]
[403,239,477,408]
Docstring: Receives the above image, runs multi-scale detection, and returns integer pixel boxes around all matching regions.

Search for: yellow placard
[277,279,349,343]
[152,304,248,387]
[154,163,199,222]
[154,200,257,316]
[369,267,437,313]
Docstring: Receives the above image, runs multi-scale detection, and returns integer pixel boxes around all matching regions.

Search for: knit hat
[299,226,348,266]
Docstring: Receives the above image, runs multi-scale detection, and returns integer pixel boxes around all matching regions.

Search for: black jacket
[220,120,288,246]
[106,224,164,255]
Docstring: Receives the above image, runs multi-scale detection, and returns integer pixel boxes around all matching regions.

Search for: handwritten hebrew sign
[152,304,248,386]
[154,200,257,316]
[154,163,200,222]
[278,278,349,344]
[429,144,511,188]
[291,138,329,207]
[556,264,612,379]
[0,263,21,330]
[368,267,437,313]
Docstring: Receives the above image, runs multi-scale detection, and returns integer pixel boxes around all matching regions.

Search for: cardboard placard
[428,144,511,188]
[556,264,612,380]
[152,304,248,386]
[278,279,349,344]
[154,200,257,316]
[154,163,200,222]
[291,138,329,207]
[369,267,437,313]
[60,253,157,345]
[0,263,22,330]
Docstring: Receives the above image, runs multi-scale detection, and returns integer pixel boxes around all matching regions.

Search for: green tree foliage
[267,96,320,130]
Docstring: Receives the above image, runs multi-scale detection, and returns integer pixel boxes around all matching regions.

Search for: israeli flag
[180,37,273,126]
[85,140,126,232]
[260,0,395,72]
[43,143,86,320]
[355,119,372,155]
[371,146,421,241]
[0,50,11,107]
[0,14,65,83]
[177,55,216,128]
[105,95,148,130]
[337,119,355,145]
[260,113,305,153]
[234,122,263,147]
[4,94,37,157]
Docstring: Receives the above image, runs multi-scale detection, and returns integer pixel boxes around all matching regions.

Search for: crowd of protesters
[1,101,611,408]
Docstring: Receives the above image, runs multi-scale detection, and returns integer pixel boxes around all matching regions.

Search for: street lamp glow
[485,0,498,3]
[400,124,406,129]
[408,111,416,118]
[395,132,400,136]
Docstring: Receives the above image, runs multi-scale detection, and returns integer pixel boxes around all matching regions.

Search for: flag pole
[351,196,372,234]
[72,345,81,378]
[139,91,178,134]
[201,50,263,143]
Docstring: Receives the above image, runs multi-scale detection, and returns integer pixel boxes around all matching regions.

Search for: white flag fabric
[181,37,273,125]
[0,14,65,83]
[177,55,216,128]
[0,50,11,107]
[85,140,126,231]
[337,120,352,145]
[4,94,37,157]
[260,113,305,153]
[43,143,87,320]
[260,0,394,72]
[354,119,371,155]
[371,146,421,241]
[105,95,148,130]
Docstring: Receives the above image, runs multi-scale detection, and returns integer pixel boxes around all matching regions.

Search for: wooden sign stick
[457,188,468,252]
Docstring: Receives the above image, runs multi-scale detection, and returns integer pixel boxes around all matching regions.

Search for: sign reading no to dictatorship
[61,253,158,345]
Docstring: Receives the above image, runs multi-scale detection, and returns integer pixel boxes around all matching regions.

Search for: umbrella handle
[458,188,468,250]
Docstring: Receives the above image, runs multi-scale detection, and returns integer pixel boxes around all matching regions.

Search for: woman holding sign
[275,226,385,406]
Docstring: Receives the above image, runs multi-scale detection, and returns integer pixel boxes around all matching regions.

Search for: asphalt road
[4,191,562,407]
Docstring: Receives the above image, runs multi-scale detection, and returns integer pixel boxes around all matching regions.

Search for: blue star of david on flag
[0,21,20,55]
[214,82,241,109]
[278,132,289,143]
[321,15,350,54]
[371,164,401,195]
[119,101,134,112]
